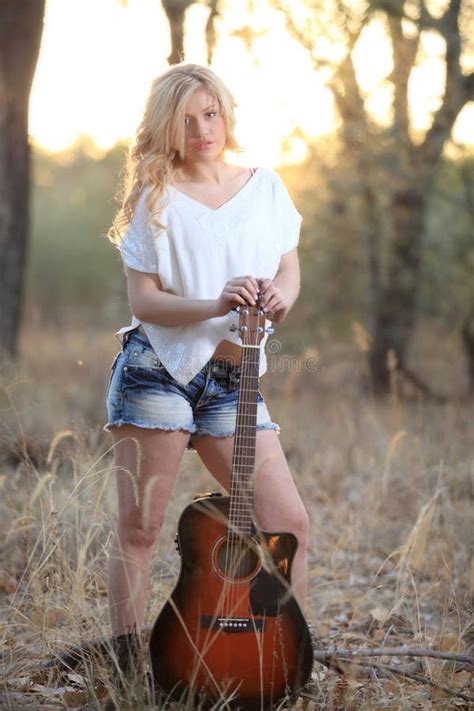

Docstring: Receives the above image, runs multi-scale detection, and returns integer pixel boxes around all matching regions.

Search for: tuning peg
[230,307,240,315]
[229,324,238,331]
[265,327,274,334]
[257,326,264,333]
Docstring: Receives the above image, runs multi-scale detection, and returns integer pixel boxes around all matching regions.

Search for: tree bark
[461,305,474,395]
[161,0,220,66]
[370,189,426,391]
[281,0,472,394]
[0,0,45,358]
[162,0,194,65]
[205,0,220,65]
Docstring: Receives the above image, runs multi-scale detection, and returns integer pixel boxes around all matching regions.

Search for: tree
[161,0,220,65]
[0,0,46,358]
[0,0,223,360]
[274,0,473,393]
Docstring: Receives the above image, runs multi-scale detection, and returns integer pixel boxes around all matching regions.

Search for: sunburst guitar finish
[149,298,313,709]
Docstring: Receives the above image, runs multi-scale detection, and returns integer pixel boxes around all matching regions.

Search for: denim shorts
[104,329,280,449]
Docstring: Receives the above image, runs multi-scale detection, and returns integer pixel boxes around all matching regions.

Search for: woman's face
[182,89,226,163]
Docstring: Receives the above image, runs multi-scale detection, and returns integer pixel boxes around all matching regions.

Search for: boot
[104,631,147,710]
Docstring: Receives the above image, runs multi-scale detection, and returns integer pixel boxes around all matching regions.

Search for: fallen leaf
[6,676,31,691]
[63,689,88,707]
[66,673,86,686]
[370,606,391,624]
[453,670,473,688]
[0,570,17,594]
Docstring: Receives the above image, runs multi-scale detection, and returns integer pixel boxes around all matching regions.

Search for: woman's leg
[192,430,310,608]
[107,425,190,636]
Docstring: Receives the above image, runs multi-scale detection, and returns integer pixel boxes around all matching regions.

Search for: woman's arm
[125,267,260,326]
[259,248,300,324]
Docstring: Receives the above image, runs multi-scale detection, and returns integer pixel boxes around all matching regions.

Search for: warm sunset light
[29,0,473,164]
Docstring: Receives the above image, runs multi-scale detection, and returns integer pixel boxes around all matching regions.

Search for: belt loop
[227,371,240,390]
[122,327,139,350]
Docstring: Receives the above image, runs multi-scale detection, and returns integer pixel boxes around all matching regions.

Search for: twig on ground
[353,657,472,704]
[304,658,472,705]
[313,645,473,665]
[16,632,470,707]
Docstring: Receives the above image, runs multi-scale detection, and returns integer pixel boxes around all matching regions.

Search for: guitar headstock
[229,292,274,346]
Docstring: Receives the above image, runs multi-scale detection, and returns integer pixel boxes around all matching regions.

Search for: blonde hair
[107,63,241,245]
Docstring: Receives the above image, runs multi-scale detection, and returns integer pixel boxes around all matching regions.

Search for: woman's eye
[184,111,217,126]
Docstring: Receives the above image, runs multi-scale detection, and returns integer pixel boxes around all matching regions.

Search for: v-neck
[168,168,260,213]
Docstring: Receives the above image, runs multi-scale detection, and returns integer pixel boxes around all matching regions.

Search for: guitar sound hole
[216,537,259,579]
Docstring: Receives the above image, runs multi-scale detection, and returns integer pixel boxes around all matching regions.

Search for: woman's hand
[258,278,289,323]
[213,275,260,317]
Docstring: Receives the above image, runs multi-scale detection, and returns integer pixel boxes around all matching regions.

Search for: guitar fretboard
[229,344,260,536]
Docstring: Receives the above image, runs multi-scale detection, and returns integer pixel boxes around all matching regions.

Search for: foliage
[279,138,474,346]
[27,138,473,359]
[27,138,131,328]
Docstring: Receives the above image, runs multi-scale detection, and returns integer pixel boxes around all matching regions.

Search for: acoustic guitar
[149,300,313,709]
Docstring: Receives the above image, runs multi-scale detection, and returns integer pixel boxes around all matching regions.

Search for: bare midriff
[137,324,243,366]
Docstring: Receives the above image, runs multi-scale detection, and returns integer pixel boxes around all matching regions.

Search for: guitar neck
[229,344,260,537]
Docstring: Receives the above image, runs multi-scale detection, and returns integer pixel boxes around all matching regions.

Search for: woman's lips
[195,141,214,150]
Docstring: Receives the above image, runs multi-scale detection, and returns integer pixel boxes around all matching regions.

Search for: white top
[114,166,302,385]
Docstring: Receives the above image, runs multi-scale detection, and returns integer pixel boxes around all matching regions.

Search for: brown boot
[104,631,147,710]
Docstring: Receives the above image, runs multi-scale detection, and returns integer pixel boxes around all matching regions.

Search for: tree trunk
[369,189,426,392]
[162,0,194,65]
[281,0,472,394]
[205,0,220,65]
[461,305,474,396]
[0,0,46,358]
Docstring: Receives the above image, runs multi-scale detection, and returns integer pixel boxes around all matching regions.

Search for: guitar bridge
[200,616,266,632]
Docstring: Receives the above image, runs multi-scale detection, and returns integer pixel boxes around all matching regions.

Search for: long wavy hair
[107,63,241,245]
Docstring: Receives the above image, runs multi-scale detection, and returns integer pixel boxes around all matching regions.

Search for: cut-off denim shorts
[104,329,280,449]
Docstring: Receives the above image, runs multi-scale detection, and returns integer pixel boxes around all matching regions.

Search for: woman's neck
[178,159,231,186]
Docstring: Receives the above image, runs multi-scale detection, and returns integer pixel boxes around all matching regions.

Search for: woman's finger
[223,290,247,306]
[263,295,284,312]
[230,276,259,296]
[228,285,257,304]
[259,278,273,293]
[260,287,278,308]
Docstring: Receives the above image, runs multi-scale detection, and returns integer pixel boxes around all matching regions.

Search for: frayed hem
[189,423,280,444]
[102,421,196,435]
[191,429,236,441]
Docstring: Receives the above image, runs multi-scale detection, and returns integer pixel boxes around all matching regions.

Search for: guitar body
[150,493,313,710]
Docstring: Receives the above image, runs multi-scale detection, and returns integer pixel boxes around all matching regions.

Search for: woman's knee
[290,505,310,550]
[258,497,310,550]
[115,518,162,552]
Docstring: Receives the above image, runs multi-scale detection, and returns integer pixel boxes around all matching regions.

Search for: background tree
[274,0,473,393]
[0,0,46,358]
[0,0,223,361]
[160,0,221,65]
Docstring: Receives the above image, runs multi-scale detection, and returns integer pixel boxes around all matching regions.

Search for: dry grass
[0,322,472,709]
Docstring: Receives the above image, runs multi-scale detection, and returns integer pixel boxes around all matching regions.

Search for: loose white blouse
[114,167,302,385]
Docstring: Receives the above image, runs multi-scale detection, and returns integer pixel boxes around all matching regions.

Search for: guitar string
[227,302,261,617]
[241,332,255,586]
[228,311,244,615]
[228,306,256,614]
[233,309,251,615]
[228,307,246,616]
[228,303,262,616]
[242,309,259,593]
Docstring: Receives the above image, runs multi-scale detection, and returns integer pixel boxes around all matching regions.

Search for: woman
[104,62,310,701]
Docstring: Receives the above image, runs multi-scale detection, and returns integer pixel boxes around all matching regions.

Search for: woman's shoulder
[138,183,172,218]
[254,166,285,187]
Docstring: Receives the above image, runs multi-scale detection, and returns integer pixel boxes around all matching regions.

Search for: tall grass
[0,322,472,708]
